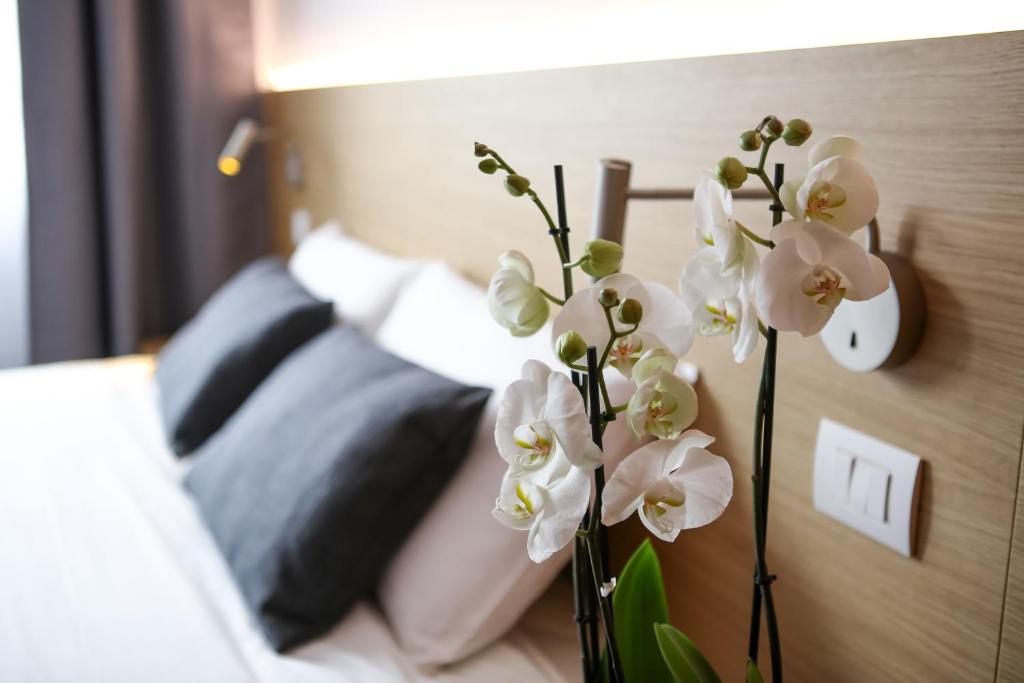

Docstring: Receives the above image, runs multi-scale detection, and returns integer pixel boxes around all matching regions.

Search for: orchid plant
[475,117,888,683]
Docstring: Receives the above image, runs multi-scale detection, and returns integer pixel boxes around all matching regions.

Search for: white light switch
[848,458,890,522]
[866,462,891,522]
[831,449,854,502]
[848,460,872,511]
[813,418,923,556]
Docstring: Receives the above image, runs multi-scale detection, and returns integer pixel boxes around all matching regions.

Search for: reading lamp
[218,117,303,188]
[217,118,262,176]
[591,158,771,244]
[592,159,925,372]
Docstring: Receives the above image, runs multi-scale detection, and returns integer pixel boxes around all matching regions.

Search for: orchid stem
[584,534,621,683]
[550,165,601,680]
[597,373,613,422]
[756,133,773,170]
[487,149,571,268]
[738,221,775,249]
[752,168,784,211]
[597,306,638,373]
[585,345,622,683]
[538,287,565,306]
[564,256,588,269]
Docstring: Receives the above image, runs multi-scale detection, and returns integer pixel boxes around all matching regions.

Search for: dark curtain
[18,0,268,362]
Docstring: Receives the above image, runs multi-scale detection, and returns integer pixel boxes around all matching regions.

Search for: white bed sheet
[0,358,575,683]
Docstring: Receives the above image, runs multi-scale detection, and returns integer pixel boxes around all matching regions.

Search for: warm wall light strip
[254,0,1024,92]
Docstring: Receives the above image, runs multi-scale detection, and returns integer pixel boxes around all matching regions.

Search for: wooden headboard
[265,31,1024,681]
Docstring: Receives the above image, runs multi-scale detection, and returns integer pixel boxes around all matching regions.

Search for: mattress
[0,357,578,683]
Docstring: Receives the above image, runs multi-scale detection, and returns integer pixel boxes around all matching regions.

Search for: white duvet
[0,358,574,683]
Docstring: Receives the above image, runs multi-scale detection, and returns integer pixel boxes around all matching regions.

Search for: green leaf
[654,625,700,683]
[612,539,673,683]
[746,659,766,683]
[653,624,723,683]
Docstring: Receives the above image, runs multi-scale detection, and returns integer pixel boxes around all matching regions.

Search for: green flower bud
[556,330,588,365]
[714,157,748,190]
[478,158,499,174]
[739,130,762,152]
[504,174,531,197]
[474,142,489,157]
[762,116,784,139]
[782,118,813,147]
[617,298,643,325]
[580,239,623,278]
[598,288,620,308]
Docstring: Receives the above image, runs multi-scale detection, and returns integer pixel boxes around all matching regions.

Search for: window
[0,0,28,367]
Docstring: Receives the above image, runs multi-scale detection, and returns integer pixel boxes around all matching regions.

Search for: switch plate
[813,418,923,556]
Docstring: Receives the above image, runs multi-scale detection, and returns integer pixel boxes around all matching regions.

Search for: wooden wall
[264,31,1024,681]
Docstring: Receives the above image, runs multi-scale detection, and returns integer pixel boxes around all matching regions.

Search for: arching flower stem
[742,134,785,212]
[537,287,565,306]
[484,149,572,287]
[737,221,775,249]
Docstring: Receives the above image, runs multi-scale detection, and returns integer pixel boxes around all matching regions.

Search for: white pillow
[375,262,637,667]
[288,222,426,335]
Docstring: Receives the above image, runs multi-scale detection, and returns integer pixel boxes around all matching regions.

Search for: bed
[0,354,580,682]
[0,220,600,682]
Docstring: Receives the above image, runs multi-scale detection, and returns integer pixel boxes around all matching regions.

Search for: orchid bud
[617,298,643,325]
[598,288,620,308]
[504,174,531,197]
[762,116,784,140]
[714,157,748,190]
[739,130,762,152]
[474,142,489,157]
[580,239,623,278]
[556,330,588,365]
[782,118,813,146]
[478,159,498,174]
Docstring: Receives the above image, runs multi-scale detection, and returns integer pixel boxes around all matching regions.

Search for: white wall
[0,0,28,368]
[252,0,1023,92]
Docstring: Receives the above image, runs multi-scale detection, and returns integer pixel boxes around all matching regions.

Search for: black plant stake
[748,162,785,681]
[585,344,622,683]
[555,165,600,681]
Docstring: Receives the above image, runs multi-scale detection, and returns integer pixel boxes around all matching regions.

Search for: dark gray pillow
[184,326,491,652]
[156,258,333,455]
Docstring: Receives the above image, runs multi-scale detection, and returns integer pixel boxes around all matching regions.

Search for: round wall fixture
[820,220,926,372]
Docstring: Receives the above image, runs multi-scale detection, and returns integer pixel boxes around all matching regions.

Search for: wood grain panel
[265,31,1024,682]
[998,443,1024,681]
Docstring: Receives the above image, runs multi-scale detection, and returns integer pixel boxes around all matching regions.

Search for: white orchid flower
[487,250,549,337]
[631,347,678,384]
[680,246,760,363]
[495,360,603,473]
[755,219,889,337]
[492,455,591,563]
[693,174,744,274]
[551,273,693,379]
[780,135,879,236]
[607,332,645,377]
[626,369,698,441]
[492,360,599,563]
[601,430,732,542]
